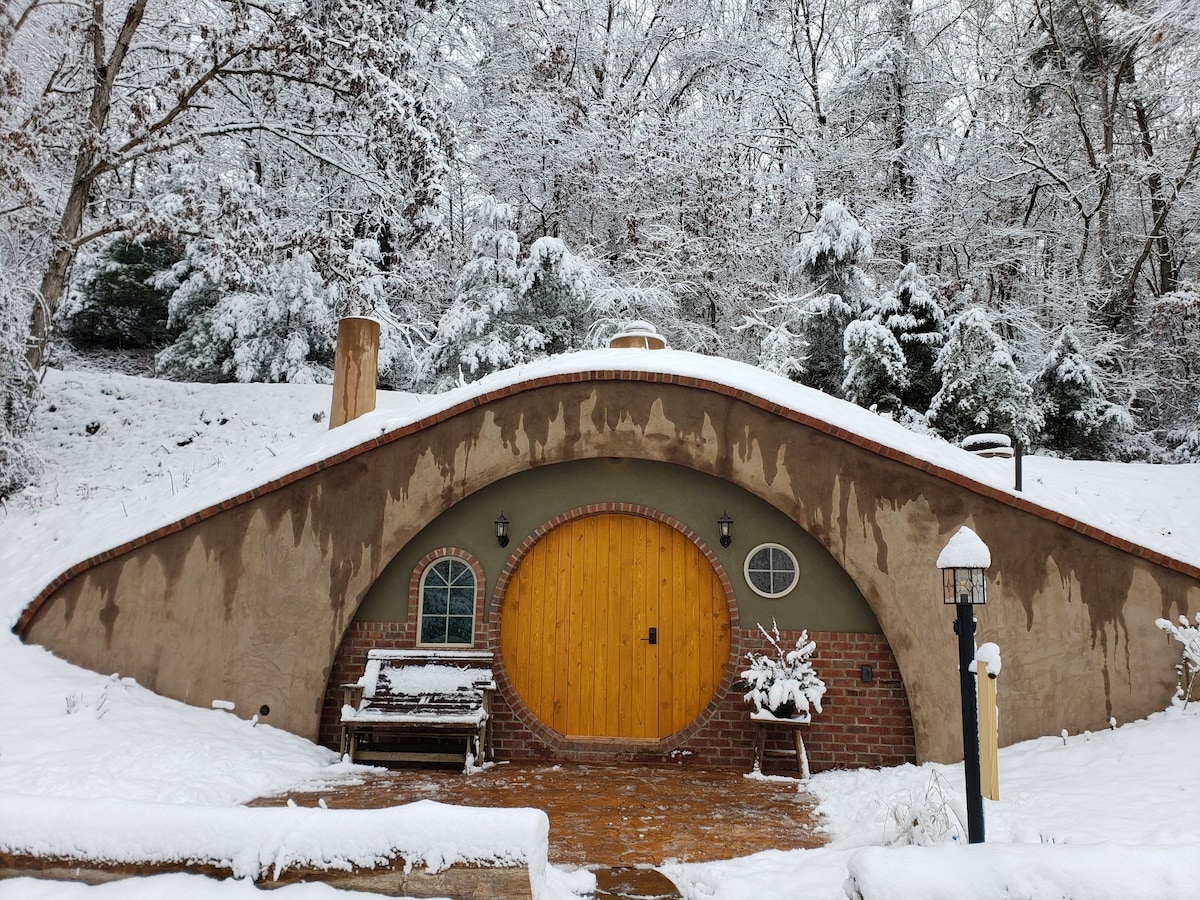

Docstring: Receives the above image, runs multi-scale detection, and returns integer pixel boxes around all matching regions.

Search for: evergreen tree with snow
[421,198,524,390]
[928,308,1043,445]
[842,320,909,414]
[1034,325,1126,459]
[422,200,591,391]
[157,252,335,384]
[62,239,178,351]
[793,201,873,396]
[518,236,590,356]
[875,264,947,412]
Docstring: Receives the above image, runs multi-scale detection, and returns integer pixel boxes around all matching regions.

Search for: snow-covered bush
[1156,613,1200,706]
[741,620,826,720]
[60,239,178,351]
[157,252,336,384]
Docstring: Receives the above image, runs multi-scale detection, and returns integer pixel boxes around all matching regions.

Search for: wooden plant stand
[750,712,811,778]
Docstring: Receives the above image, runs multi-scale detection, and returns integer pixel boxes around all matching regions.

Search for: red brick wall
[320,625,915,772]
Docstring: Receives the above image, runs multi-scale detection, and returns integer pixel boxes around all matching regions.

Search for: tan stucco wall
[20,378,1199,763]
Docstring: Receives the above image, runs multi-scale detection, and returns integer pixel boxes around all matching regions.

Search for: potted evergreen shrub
[741,620,826,720]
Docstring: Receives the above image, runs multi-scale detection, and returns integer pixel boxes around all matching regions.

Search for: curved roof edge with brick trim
[13,353,1198,637]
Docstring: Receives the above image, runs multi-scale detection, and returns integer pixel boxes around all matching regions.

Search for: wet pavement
[256,762,823,868]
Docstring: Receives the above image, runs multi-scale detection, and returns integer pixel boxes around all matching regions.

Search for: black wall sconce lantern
[495,512,510,548]
[718,511,733,548]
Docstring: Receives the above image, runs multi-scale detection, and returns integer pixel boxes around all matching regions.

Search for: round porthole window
[744,543,800,598]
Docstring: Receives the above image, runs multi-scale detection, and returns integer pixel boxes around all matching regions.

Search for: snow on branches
[741,620,826,721]
[928,308,1043,445]
[1156,614,1200,705]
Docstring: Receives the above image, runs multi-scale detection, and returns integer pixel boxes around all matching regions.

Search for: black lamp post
[937,526,990,845]
[495,512,510,548]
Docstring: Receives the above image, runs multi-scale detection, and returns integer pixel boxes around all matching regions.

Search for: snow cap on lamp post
[937,525,991,605]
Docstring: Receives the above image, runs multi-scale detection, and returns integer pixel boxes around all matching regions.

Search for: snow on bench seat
[341,649,495,769]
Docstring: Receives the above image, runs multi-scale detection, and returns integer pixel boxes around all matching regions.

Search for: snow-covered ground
[1,364,1197,899]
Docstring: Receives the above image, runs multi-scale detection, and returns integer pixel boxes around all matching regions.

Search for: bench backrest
[361,649,496,701]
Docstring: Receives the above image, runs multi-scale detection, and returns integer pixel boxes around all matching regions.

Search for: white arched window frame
[416,556,477,646]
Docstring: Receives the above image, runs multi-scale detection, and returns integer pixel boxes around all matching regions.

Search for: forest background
[3,0,1200,498]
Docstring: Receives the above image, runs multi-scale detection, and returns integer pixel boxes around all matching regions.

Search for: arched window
[417,557,477,645]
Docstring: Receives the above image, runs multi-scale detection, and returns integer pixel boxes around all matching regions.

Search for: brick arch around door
[490,504,737,746]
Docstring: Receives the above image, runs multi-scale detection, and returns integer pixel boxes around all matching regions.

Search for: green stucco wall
[356,458,880,633]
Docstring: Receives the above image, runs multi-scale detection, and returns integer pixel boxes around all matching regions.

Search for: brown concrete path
[255,763,823,867]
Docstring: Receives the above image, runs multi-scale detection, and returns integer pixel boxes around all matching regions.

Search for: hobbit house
[15,327,1200,770]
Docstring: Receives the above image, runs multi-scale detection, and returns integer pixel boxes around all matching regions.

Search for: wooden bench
[341,649,496,769]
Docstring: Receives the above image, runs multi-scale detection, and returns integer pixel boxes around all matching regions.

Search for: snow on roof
[936,526,992,569]
[5,349,1199,628]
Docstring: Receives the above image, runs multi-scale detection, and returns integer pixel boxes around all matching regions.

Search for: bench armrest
[342,682,365,708]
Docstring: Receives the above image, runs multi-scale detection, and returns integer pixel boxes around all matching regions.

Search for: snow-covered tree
[0,250,39,498]
[875,264,946,412]
[1141,289,1200,434]
[421,200,596,391]
[928,309,1043,446]
[157,252,335,384]
[842,320,909,415]
[739,296,808,381]
[2,0,451,373]
[1034,326,1126,459]
[794,202,873,395]
[518,237,590,357]
[421,199,525,390]
[61,239,178,350]
[796,201,873,305]
[588,275,706,353]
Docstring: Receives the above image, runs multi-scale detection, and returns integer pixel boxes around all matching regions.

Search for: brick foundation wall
[320,625,915,772]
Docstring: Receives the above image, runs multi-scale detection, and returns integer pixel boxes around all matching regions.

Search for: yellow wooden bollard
[977,660,999,800]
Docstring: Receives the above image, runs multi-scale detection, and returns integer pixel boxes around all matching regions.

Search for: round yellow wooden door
[500,513,731,740]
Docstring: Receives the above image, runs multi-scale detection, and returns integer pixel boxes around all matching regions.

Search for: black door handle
[641,627,657,645]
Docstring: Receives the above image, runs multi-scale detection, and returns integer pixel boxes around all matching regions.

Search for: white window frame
[743,543,800,599]
[416,556,477,646]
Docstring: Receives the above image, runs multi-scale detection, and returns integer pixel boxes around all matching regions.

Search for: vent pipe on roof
[329,316,380,429]
[608,320,668,350]
[962,432,1023,492]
